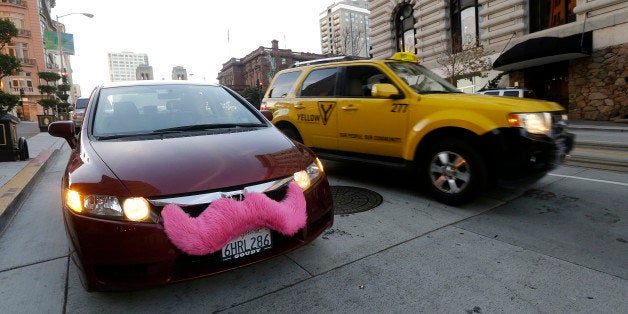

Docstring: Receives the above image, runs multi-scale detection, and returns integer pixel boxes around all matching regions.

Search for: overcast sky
[51,0,337,96]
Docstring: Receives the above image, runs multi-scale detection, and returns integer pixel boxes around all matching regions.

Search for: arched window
[451,0,479,53]
[395,4,416,53]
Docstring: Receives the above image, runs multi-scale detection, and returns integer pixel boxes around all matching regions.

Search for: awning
[493,31,592,71]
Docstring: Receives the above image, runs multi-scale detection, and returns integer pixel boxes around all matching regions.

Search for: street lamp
[56,12,93,117]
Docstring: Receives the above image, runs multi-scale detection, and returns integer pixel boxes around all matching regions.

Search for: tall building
[172,66,187,80]
[320,0,370,58]
[107,52,149,82]
[0,0,62,121]
[136,65,154,80]
[368,0,628,121]
[217,40,328,94]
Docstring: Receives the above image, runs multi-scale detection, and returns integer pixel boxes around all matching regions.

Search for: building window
[395,4,416,53]
[451,0,480,53]
[529,0,576,33]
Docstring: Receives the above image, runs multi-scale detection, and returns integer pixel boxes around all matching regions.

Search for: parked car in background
[475,87,536,98]
[71,97,89,131]
[261,52,574,205]
[48,81,333,291]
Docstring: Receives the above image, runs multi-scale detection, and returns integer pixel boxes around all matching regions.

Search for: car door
[336,65,408,157]
[294,67,339,150]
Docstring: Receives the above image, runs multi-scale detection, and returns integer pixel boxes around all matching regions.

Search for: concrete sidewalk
[0,123,65,234]
[0,119,626,236]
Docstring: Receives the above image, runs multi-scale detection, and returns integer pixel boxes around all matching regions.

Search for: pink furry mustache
[161,182,307,256]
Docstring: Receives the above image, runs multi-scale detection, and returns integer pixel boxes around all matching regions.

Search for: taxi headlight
[64,189,152,222]
[508,112,551,135]
[293,158,324,190]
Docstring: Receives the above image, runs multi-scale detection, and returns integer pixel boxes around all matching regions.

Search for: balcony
[11,86,34,94]
[17,58,37,67]
[17,29,31,38]
[0,0,27,8]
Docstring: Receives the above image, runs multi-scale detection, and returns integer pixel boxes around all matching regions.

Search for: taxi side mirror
[371,83,403,99]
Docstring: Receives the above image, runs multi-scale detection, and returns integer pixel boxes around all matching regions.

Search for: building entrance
[524,61,569,108]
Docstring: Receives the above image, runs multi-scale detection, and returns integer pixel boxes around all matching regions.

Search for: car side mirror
[48,121,77,149]
[371,83,403,99]
[260,110,273,121]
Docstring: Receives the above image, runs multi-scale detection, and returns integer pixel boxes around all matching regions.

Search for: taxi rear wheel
[278,125,303,143]
[422,138,486,205]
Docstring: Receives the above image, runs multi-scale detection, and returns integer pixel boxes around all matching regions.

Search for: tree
[437,37,494,85]
[330,26,366,57]
[0,18,21,118]
[240,86,262,109]
[37,71,61,115]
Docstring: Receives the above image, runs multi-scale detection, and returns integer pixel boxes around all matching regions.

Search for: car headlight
[293,158,324,190]
[508,112,551,135]
[65,189,153,222]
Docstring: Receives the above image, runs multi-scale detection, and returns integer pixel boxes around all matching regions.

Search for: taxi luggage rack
[290,56,367,68]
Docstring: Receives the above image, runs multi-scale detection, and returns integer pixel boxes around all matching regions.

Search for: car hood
[88,128,311,197]
[427,93,566,112]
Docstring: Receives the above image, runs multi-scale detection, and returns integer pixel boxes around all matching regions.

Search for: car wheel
[279,125,303,143]
[422,138,486,205]
[18,137,29,161]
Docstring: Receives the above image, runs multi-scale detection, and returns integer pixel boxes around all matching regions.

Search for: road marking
[573,148,628,157]
[549,173,628,186]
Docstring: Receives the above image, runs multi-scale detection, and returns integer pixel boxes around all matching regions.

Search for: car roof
[100,80,220,89]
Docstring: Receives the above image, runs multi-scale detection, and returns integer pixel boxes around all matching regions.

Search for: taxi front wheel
[422,138,487,205]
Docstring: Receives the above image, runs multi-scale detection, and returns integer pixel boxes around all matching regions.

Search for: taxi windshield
[387,62,460,94]
[91,84,264,138]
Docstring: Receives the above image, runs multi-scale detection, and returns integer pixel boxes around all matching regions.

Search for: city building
[136,65,154,80]
[107,52,149,82]
[172,66,187,80]
[320,0,370,58]
[368,0,627,121]
[0,0,63,121]
[217,40,328,93]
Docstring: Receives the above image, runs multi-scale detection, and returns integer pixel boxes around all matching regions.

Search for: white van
[476,88,536,98]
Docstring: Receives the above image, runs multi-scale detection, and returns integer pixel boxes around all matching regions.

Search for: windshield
[75,98,88,109]
[386,62,460,94]
[91,84,264,138]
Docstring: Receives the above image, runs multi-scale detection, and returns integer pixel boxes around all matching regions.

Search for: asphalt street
[0,141,626,313]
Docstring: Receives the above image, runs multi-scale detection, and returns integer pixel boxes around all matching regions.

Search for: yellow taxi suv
[261,52,575,205]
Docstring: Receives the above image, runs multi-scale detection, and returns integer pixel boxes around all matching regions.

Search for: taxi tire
[422,138,487,205]
[279,125,303,143]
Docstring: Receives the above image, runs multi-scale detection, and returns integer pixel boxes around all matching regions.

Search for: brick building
[368,0,627,121]
[217,40,328,94]
[0,0,64,121]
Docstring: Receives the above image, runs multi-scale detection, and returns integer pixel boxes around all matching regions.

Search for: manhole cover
[330,186,383,215]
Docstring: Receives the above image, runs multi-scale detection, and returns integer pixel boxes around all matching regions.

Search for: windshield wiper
[153,123,265,133]
[94,134,144,140]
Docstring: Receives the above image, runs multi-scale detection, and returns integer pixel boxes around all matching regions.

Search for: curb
[0,148,60,236]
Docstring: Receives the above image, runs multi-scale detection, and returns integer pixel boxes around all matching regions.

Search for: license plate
[221,228,272,261]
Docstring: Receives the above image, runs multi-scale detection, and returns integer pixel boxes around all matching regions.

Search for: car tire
[18,137,29,161]
[279,125,303,143]
[422,138,486,205]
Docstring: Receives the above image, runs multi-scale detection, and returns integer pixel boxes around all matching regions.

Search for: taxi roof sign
[391,52,419,63]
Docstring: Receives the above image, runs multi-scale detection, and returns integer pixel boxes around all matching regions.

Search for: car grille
[550,112,568,138]
[148,177,292,218]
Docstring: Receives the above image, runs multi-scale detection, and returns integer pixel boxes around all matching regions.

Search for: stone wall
[568,44,627,121]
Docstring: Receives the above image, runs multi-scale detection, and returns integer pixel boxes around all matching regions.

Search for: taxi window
[343,66,390,97]
[484,91,499,95]
[268,71,301,98]
[503,91,519,97]
[299,68,338,97]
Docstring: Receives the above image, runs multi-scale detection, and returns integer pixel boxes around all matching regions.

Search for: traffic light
[61,71,68,83]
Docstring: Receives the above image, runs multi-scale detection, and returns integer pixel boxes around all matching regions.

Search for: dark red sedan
[48,81,333,291]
